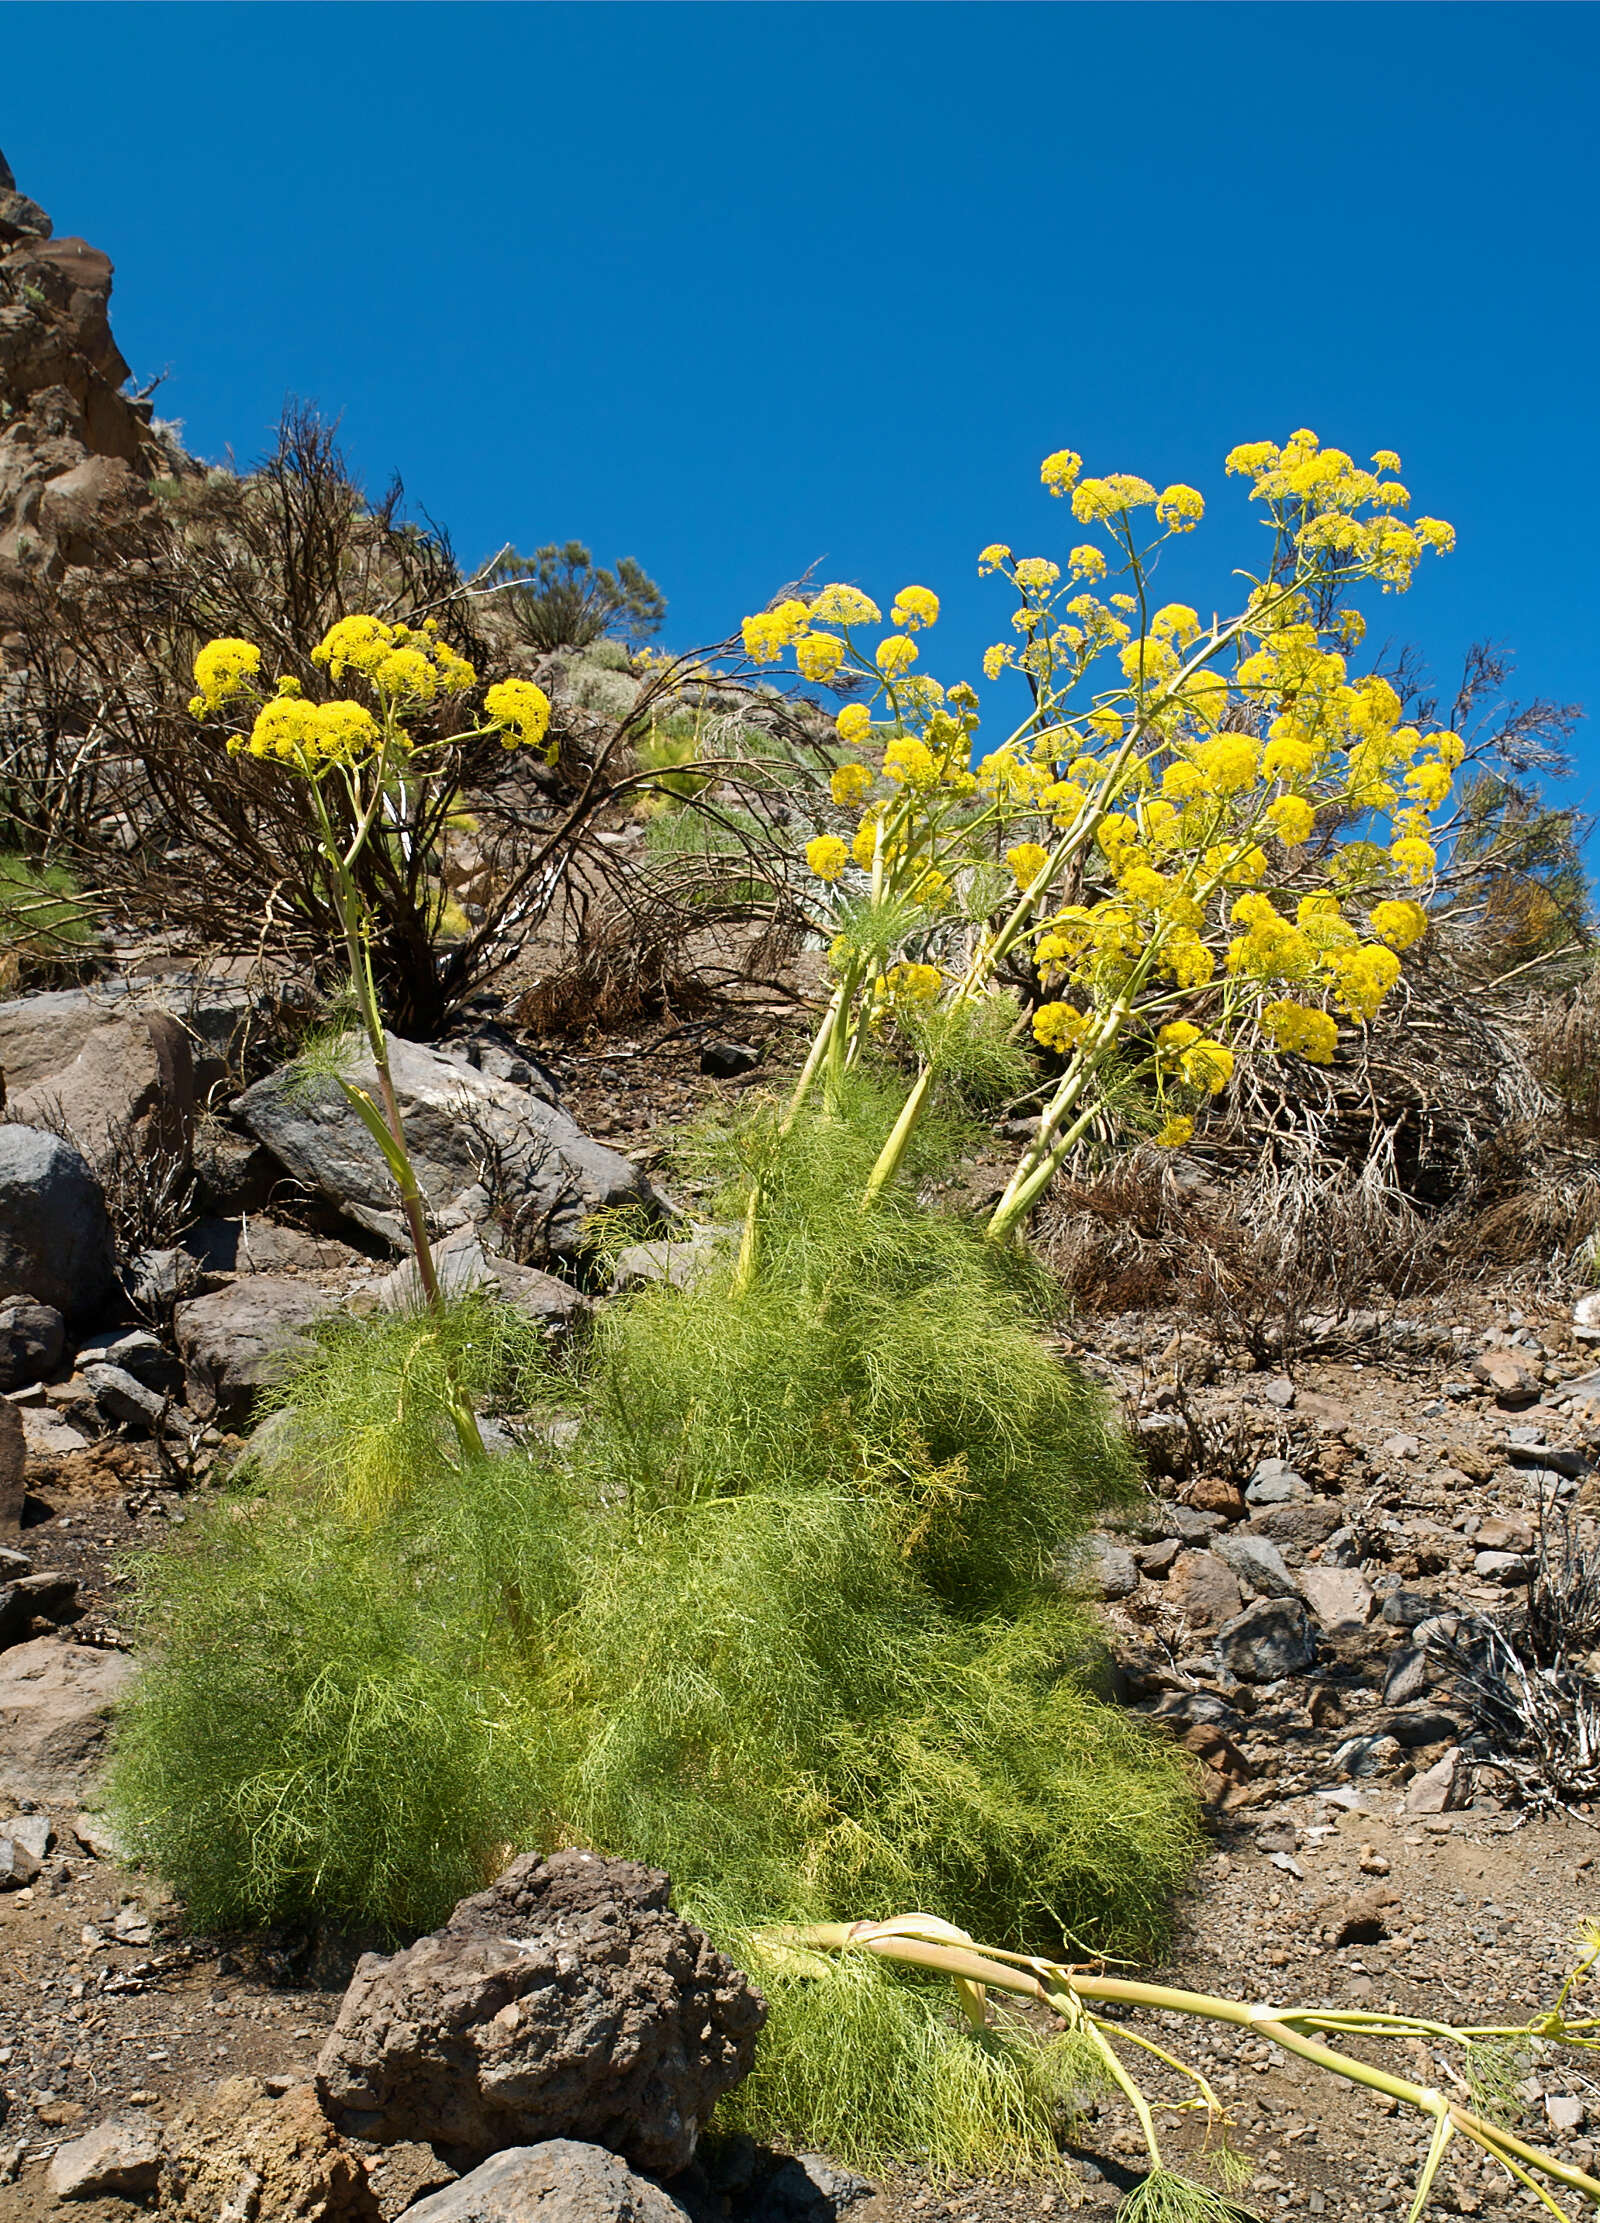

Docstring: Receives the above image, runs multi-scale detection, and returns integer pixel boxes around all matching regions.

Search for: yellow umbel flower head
[829,762,874,810]
[889,585,940,632]
[1039,449,1083,497]
[1005,842,1050,892]
[191,637,262,716]
[484,679,552,752]
[836,703,872,745]
[810,585,881,628]
[805,835,850,883]
[313,616,395,678]
[1032,1001,1088,1054]
[796,632,846,682]
[1261,1000,1340,1064]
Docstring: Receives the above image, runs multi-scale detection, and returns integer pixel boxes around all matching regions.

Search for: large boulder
[173,1273,342,1422]
[0,986,196,1161]
[315,1849,766,2173]
[0,1122,116,1322]
[235,1034,652,1261]
[400,2142,691,2223]
[0,1634,134,1800]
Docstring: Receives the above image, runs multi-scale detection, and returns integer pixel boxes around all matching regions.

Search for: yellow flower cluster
[483,678,553,752]
[806,835,850,883]
[1032,1001,1089,1053]
[237,695,382,770]
[1157,1019,1233,1094]
[890,585,940,631]
[189,637,262,716]
[1260,999,1340,1064]
[312,616,476,696]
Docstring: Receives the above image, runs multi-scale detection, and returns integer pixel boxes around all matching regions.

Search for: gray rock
[0,988,195,1164]
[0,1298,64,1389]
[1153,1500,1222,1543]
[235,1033,652,1261]
[173,1274,340,1422]
[1248,1500,1347,1553]
[73,1325,177,1390]
[1332,1732,1404,1778]
[46,2116,164,2201]
[0,1545,30,1576]
[0,1124,116,1323]
[0,1832,41,1886]
[1547,2094,1587,2136]
[1245,1460,1310,1507]
[699,1040,761,1080]
[19,1405,89,1456]
[1213,1534,1299,1600]
[1374,1704,1464,1749]
[315,1849,765,2173]
[1382,1588,1436,1630]
[1383,1645,1446,1707]
[1165,1549,1244,1631]
[1404,1746,1466,1814]
[1474,1550,1532,1584]
[4,1811,50,1860]
[1297,1567,1374,1636]
[0,1634,136,1799]
[610,1236,724,1296]
[371,1230,586,1336]
[1321,1526,1361,1568]
[756,2154,876,2221]
[81,1360,170,1431]
[1217,1597,1316,1681]
[399,2141,690,2223]
[1082,1536,1139,1600]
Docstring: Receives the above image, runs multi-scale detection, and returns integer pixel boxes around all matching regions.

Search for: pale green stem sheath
[773,1924,1600,2213]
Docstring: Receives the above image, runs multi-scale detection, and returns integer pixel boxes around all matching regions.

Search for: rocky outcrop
[0,147,180,583]
[315,1850,765,2173]
[236,1034,653,1261]
[173,1273,342,1423]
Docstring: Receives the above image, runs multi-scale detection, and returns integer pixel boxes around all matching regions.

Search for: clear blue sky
[4,2,1596,822]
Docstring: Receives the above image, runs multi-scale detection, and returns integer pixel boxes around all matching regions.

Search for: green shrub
[109,1083,1198,2165]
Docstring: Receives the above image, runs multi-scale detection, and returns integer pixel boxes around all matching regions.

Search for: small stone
[1298,1566,1375,1636]
[1323,1884,1404,1946]
[1404,1747,1465,1814]
[5,1812,51,1860]
[699,1040,761,1080]
[0,1300,65,1392]
[1083,1536,1139,1600]
[1477,1514,1534,1552]
[1214,1534,1300,1599]
[19,1406,90,1456]
[1383,1646,1440,1706]
[1166,1550,1244,1631]
[1471,1350,1540,1405]
[1382,1589,1435,1630]
[1184,1475,1246,1521]
[0,1833,42,1886]
[72,1812,127,1861]
[1136,1537,1181,1578]
[1217,1596,1316,1681]
[400,2142,690,2223]
[1474,1549,1531,1584]
[1547,2095,1587,2135]
[1259,1377,1297,1409]
[1246,1460,1310,1507]
[1381,1432,1422,1460]
[47,2117,164,2201]
[1332,1732,1403,1778]
[1155,1499,1224,1542]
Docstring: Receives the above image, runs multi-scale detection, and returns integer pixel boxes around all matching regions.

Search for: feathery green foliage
[109,1082,1198,2167]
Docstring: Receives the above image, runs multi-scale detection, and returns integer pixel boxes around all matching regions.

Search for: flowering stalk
[766,1914,1600,2221]
[186,618,554,1460]
[742,431,1457,1244]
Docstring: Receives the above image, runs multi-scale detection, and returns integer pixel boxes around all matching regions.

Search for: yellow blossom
[375,647,438,701]
[1260,999,1339,1064]
[1404,759,1452,808]
[805,835,850,883]
[310,700,381,764]
[796,632,846,682]
[1225,441,1279,479]
[1068,544,1107,580]
[1369,898,1428,950]
[882,736,936,786]
[246,697,320,763]
[1033,1001,1089,1054]
[1151,602,1202,648]
[876,634,919,678]
[1193,734,1258,793]
[890,585,940,632]
[1266,794,1316,845]
[977,544,1012,575]
[1325,941,1401,1021]
[741,599,811,663]
[830,762,875,809]
[810,585,881,627]
[1153,1113,1195,1148]
[313,615,395,677]
[191,637,262,713]
[886,961,941,1006]
[1155,483,1205,531]
[851,816,881,870]
[1390,834,1437,884]
[483,678,552,750]
[836,703,873,745]
[1012,557,1062,591]
[1072,474,1157,522]
[1005,841,1050,891]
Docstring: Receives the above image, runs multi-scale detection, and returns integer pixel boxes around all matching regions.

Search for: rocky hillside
[0,150,190,585]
